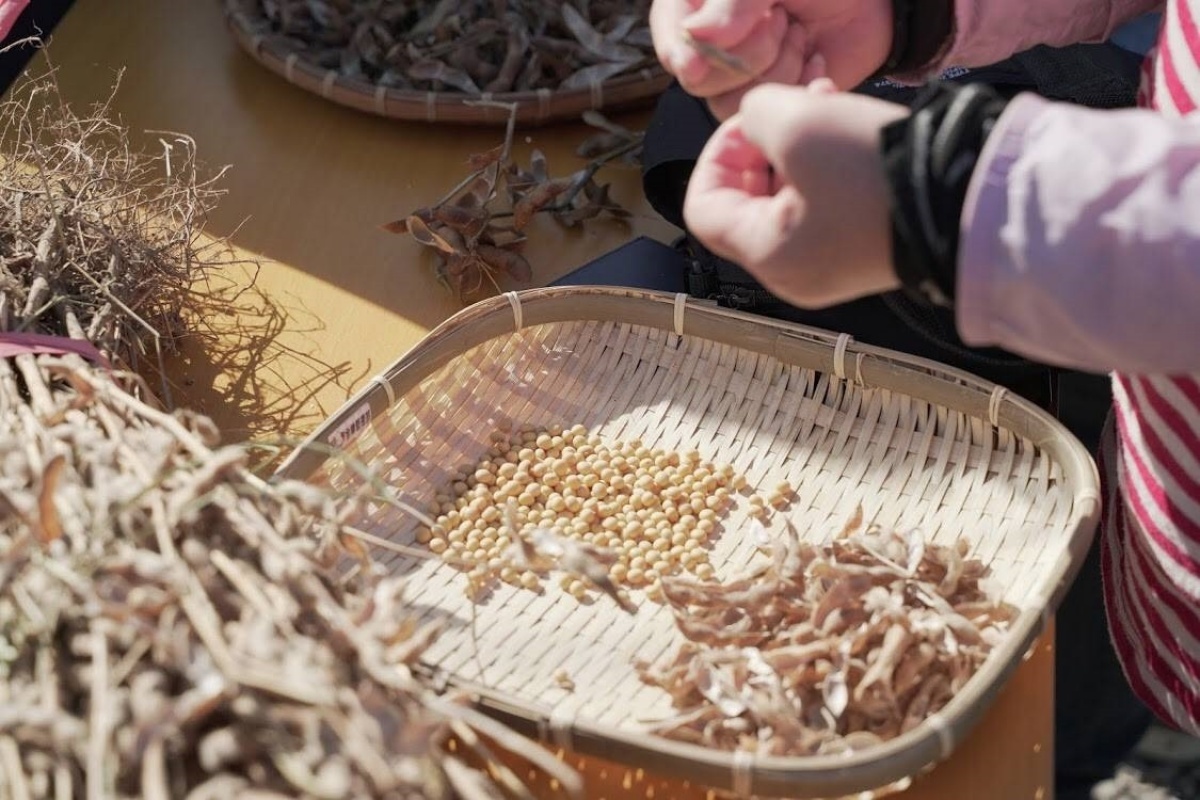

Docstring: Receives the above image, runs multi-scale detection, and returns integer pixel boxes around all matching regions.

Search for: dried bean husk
[638,514,1018,762]
[384,107,641,303]
[244,0,661,96]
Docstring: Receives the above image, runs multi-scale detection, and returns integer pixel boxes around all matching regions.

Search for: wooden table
[37,1,1055,797]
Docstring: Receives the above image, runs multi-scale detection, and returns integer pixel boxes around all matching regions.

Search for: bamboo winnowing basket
[275,286,1099,798]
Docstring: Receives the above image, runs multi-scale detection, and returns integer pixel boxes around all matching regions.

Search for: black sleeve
[872,0,956,79]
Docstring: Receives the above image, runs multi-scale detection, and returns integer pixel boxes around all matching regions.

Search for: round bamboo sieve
[221,0,672,126]
[275,286,1100,798]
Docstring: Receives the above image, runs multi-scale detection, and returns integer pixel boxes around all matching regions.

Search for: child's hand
[683,82,908,307]
[650,0,894,119]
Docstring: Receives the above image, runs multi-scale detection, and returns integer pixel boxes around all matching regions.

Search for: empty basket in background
[275,286,1099,798]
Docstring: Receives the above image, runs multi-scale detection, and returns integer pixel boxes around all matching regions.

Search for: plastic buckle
[685,264,722,300]
[722,287,758,310]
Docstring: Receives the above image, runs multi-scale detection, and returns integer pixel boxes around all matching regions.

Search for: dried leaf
[433,205,489,240]
[36,454,66,544]
[575,131,627,160]
[479,224,526,249]
[512,179,571,231]
[476,245,532,283]
[581,110,634,137]
[680,29,753,77]
[484,22,530,93]
[560,4,645,63]
[823,669,849,720]
[408,216,464,255]
[560,61,639,92]
[528,150,549,183]
[466,145,505,172]
[407,60,482,94]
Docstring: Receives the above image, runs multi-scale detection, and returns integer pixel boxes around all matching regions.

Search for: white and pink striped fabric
[1101,0,1200,735]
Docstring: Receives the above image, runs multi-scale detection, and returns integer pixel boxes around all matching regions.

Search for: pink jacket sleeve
[955,93,1200,374]
[0,1,27,41]
[930,0,1162,71]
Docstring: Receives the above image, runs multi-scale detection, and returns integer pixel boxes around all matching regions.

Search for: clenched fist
[683,82,909,307]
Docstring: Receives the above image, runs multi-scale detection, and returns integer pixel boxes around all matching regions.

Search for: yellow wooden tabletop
[36,1,1054,797]
[41,0,676,444]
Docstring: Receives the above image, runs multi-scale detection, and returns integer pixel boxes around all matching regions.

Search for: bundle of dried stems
[0,69,228,402]
[0,67,579,800]
[0,353,585,799]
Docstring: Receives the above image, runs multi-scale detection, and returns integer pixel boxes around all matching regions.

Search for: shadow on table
[151,261,373,452]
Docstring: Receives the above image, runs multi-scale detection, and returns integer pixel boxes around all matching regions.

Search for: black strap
[882,81,1008,307]
[641,86,721,230]
[870,0,955,80]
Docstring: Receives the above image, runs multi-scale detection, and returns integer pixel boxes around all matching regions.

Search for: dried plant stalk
[679,30,753,77]
[0,355,581,799]
[0,67,229,396]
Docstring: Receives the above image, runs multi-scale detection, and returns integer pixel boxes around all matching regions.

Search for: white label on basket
[328,403,371,449]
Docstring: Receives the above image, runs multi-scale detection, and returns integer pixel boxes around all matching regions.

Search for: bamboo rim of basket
[222,0,673,126]
[276,286,1101,798]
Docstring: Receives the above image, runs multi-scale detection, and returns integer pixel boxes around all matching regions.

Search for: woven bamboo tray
[276,286,1100,798]
[221,0,671,125]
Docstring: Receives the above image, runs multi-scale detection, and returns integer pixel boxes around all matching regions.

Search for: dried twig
[679,30,753,77]
[0,66,228,402]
